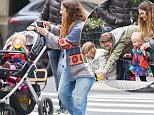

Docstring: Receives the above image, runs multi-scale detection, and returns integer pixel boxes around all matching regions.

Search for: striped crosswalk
[30,92,154,115]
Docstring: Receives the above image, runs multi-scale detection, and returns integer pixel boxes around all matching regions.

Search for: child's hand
[20,41,25,48]
[123,53,131,58]
[101,68,108,76]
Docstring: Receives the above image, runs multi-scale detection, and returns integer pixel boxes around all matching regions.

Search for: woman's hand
[141,43,149,50]
[43,21,51,30]
[27,25,36,31]
[140,43,149,56]
[36,26,49,36]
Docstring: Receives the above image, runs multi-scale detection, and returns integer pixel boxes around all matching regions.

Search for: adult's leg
[48,49,67,112]
[47,49,61,91]
[102,25,114,33]
[73,77,95,115]
[116,59,125,80]
[58,68,75,114]
[123,60,131,80]
[56,51,67,112]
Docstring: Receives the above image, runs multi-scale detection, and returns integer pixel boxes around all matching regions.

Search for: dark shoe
[55,108,68,114]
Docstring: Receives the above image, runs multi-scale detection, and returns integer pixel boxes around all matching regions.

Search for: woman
[139,1,154,46]
[139,1,154,75]
[36,0,95,115]
[138,1,154,40]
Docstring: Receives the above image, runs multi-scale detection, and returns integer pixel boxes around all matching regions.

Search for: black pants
[116,59,130,80]
[128,70,147,82]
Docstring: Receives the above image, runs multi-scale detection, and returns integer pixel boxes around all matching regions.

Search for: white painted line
[87,102,154,108]
[86,108,154,114]
[41,92,154,100]
[30,107,154,114]
[87,98,154,103]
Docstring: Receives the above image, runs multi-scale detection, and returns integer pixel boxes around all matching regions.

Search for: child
[81,41,116,80]
[124,32,152,81]
[3,33,29,69]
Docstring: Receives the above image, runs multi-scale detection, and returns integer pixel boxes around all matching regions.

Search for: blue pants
[48,49,65,109]
[102,25,114,33]
[58,68,95,115]
[47,49,61,91]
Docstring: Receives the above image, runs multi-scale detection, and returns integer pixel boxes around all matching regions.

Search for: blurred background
[0,0,152,76]
[1,0,152,49]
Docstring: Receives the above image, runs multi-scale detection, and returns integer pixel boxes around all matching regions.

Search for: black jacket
[40,0,61,25]
[96,0,131,28]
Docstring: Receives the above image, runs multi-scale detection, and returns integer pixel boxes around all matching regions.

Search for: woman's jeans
[48,49,65,109]
[102,25,114,33]
[47,49,61,91]
[58,68,95,115]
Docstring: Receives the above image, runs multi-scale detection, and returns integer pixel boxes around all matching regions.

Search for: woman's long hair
[60,0,87,38]
[138,1,154,37]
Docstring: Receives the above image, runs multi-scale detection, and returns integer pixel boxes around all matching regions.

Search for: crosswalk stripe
[40,93,154,103]
[31,92,154,114]
[37,98,154,108]
[41,92,154,100]
[30,106,154,114]
[87,98,154,102]
[86,108,154,113]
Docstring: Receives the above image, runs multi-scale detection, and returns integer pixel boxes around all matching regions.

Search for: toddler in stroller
[0,31,53,115]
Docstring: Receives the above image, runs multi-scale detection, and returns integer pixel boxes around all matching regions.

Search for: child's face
[83,47,95,59]
[13,38,22,49]
[131,38,143,49]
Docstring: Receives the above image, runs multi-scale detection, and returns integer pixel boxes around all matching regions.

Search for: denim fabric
[48,49,65,108]
[58,68,95,115]
[102,26,114,33]
[116,59,130,80]
[56,51,65,108]
[47,49,61,91]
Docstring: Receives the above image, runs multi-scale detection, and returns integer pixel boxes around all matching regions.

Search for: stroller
[0,31,53,115]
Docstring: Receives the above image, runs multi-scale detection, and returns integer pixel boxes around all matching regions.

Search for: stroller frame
[0,31,53,115]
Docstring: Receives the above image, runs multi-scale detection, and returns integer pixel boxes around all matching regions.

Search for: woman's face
[60,4,67,20]
[138,9,147,21]
[100,41,112,51]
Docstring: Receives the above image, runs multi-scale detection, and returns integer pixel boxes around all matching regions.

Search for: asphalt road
[29,76,154,115]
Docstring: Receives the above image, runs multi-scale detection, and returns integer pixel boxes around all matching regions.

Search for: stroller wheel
[38,97,53,115]
[1,107,16,115]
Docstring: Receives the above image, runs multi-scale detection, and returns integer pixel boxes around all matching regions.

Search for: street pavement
[29,77,154,115]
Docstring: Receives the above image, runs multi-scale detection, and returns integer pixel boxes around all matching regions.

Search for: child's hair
[12,33,26,46]
[131,32,144,43]
[81,41,95,55]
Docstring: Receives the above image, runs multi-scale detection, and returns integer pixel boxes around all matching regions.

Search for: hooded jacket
[105,25,140,72]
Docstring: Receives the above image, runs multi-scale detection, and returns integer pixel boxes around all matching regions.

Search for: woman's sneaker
[55,107,68,114]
